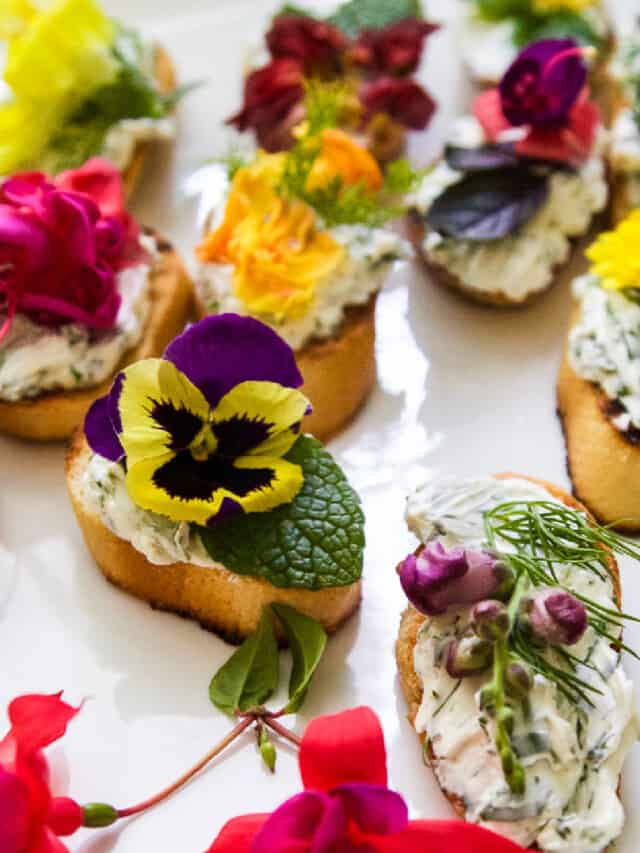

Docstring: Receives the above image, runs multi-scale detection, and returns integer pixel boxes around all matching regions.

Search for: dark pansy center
[151,400,203,451]
[212,414,273,458]
[152,451,275,501]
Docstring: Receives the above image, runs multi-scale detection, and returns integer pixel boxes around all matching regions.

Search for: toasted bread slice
[65,432,362,643]
[0,237,193,442]
[122,46,176,199]
[195,295,378,443]
[396,474,621,842]
[558,314,640,532]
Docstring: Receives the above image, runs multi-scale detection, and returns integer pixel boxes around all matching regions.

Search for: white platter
[1,1,639,851]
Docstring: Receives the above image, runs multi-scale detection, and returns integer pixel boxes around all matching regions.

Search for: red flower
[0,693,83,853]
[473,86,600,166]
[266,14,346,74]
[206,706,525,853]
[361,77,436,130]
[226,59,305,152]
[351,18,438,76]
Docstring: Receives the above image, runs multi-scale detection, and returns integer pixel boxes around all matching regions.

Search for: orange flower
[306,128,383,193]
[198,154,345,320]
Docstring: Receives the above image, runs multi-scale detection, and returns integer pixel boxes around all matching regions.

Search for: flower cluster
[0,158,141,341]
[586,210,640,291]
[473,39,600,166]
[227,10,437,153]
[86,314,310,526]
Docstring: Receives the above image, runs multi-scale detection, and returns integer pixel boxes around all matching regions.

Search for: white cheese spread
[196,166,411,351]
[569,273,640,431]
[0,235,157,402]
[410,118,608,302]
[100,116,176,172]
[407,477,638,852]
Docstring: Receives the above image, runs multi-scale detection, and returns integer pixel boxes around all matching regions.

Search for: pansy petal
[84,394,123,461]
[0,768,29,853]
[164,315,303,409]
[7,692,79,756]
[231,455,304,514]
[331,784,408,837]
[376,820,526,853]
[251,791,344,853]
[300,707,388,792]
[212,381,309,459]
[206,815,270,853]
[118,359,209,465]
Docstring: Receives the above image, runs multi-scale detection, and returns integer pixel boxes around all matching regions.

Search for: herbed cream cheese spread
[0,235,157,402]
[196,166,411,352]
[410,118,608,302]
[406,477,638,852]
[100,116,176,172]
[569,273,640,432]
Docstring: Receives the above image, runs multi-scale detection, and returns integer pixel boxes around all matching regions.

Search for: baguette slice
[0,236,193,442]
[66,432,362,644]
[122,46,176,199]
[396,474,621,843]
[558,312,640,532]
[195,295,377,442]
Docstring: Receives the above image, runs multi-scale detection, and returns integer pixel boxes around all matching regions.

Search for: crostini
[66,313,365,642]
[396,474,638,851]
[193,116,412,440]
[0,0,180,195]
[409,39,608,306]
[226,1,438,164]
[608,35,640,224]
[0,159,193,441]
[459,0,613,91]
[558,211,640,529]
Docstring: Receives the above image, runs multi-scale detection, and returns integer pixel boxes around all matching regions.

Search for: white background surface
[1,1,640,851]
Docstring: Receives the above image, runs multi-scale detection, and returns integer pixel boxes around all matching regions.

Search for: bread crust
[65,431,362,644]
[395,474,621,837]
[122,46,176,199]
[0,237,193,442]
[558,310,640,532]
[195,296,377,443]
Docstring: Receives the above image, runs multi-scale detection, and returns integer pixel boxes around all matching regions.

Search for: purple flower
[252,784,408,851]
[399,542,514,616]
[500,39,587,130]
[521,588,588,646]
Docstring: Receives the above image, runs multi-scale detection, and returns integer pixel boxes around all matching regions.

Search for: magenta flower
[399,542,514,616]
[521,588,588,646]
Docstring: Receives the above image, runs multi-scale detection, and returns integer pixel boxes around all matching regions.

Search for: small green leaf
[272,604,327,712]
[329,0,422,38]
[198,436,365,590]
[209,609,280,715]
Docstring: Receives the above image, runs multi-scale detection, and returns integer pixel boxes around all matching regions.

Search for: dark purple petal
[84,394,123,461]
[108,372,124,434]
[500,38,585,129]
[164,315,302,408]
[206,496,243,528]
[331,783,408,837]
[251,791,345,853]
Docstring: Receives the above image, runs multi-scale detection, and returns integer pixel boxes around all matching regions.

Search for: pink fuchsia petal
[25,826,71,853]
[7,693,80,757]
[0,767,30,852]
[251,791,345,853]
[46,798,83,837]
[376,820,526,852]
[206,815,269,853]
[300,707,388,793]
[42,190,99,268]
[331,783,408,836]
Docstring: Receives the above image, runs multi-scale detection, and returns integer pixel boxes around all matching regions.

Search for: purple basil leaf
[445,143,520,172]
[425,168,549,241]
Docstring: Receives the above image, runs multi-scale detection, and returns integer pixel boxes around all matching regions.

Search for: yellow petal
[232,455,304,514]
[0,0,36,38]
[587,210,640,291]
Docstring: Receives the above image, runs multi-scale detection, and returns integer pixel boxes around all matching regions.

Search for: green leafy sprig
[273,0,423,37]
[472,0,601,49]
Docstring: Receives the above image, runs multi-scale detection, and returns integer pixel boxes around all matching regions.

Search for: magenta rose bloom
[266,14,346,73]
[351,18,438,76]
[360,77,436,129]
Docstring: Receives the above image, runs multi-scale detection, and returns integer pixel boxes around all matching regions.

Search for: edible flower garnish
[85,314,310,526]
[0,159,139,341]
[521,588,588,645]
[207,706,524,853]
[586,210,640,291]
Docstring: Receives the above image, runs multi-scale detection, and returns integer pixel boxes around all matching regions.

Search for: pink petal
[0,767,30,853]
[331,784,407,836]
[205,815,269,853]
[7,693,80,757]
[251,791,345,853]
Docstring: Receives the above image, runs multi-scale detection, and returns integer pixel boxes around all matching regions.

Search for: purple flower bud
[445,635,493,679]
[471,600,510,641]
[399,542,515,616]
[521,588,588,646]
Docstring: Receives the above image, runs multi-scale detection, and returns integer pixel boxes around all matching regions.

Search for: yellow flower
[587,211,640,291]
[198,154,345,321]
[531,0,594,12]
[0,0,117,173]
[306,128,383,194]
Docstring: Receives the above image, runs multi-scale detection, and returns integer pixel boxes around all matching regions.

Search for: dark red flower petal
[7,693,79,757]
[299,707,388,793]
[351,18,438,76]
[46,798,83,837]
[360,78,435,130]
[266,15,346,73]
[376,820,526,852]
[205,815,269,853]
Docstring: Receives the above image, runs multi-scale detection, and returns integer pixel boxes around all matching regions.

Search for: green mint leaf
[329,0,423,38]
[209,609,280,715]
[271,604,327,712]
[198,436,365,590]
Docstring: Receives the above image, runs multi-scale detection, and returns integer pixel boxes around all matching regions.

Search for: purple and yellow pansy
[85,314,311,526]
